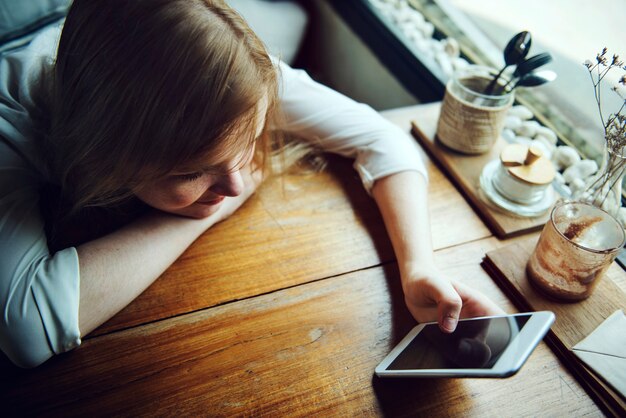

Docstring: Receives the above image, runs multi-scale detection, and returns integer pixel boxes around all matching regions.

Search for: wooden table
[1,103,615,417]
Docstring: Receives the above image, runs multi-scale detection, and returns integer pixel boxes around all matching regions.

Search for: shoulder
[0,23,61,111]
[0,23,61,175]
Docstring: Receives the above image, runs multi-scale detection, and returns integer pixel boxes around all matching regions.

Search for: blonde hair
[35,0,281,214]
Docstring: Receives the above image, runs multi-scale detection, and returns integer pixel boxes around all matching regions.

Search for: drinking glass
[527,201,625,301]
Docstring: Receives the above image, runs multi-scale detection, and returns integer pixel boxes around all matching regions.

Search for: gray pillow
[0,0,70,53]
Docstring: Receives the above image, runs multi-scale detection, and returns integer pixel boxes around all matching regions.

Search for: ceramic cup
[492,163,551,204]
[436,65,514,154]
[527,201,625,301]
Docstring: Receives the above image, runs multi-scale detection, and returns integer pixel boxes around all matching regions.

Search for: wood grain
[483,237,626,416]
[409,102,555,238]
[92,108,491,336]
[2,239,599,417]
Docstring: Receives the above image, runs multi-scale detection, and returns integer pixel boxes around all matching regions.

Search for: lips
[196,196,225,206]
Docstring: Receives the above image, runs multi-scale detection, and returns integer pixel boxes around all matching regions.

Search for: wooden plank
[2,238,598,417]
[483,237,626,416]
[408,102,555,238]
[92,108,491,336]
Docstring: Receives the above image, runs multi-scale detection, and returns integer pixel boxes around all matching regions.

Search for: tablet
[375,311,555,378]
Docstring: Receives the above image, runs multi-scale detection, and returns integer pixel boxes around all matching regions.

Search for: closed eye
[176,172,203,182]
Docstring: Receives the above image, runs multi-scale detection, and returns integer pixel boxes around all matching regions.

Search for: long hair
[34,0,279,214]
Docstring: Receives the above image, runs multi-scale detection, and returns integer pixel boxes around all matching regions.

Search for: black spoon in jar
[485,31,532,95]
[509,70,557,91]
[500,52,554,93]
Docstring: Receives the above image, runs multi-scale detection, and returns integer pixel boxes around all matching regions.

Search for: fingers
[403,270,505,334]
[429,280,462,334]
[437,293,462,333]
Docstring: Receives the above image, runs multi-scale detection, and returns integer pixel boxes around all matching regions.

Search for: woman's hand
[402,265,505,333]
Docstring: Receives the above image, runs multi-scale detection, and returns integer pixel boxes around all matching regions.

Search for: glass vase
[574,141,626,218]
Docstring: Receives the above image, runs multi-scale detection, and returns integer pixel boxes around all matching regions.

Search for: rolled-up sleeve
[275,60,427,192]
[0,136,81,368]
[0,23,78,368]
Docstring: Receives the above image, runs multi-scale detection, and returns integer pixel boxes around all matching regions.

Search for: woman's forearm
[371,170,435,280]
[76,163,262,336]
[76,212,215,335]
[372,170,503,330]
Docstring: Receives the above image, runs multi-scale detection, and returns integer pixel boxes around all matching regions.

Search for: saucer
[479,159,556,217]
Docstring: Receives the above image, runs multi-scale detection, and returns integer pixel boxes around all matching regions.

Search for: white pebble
[441,38,460,58]
[411,36,430,52]
[569,177,587,194]
[435,52,454,77]
[552,174,571,198]
[531,137,555,159]
[419,21,435,38]
[406,28,424,43]
[508,105,534,120]
[535,126,558,145]
[429,38,444,52]
[398,21,415,36]
[554,171,565,184]
[391,7,411,23]
[508,136,533,147]
[517,120,541,138]
[501,128,516,143]
[560,184,572,198]
[452,57,470,72]
[563,159,598,184]
[407,9,426,26]
[504,115,522,131]
[552,146,581,171]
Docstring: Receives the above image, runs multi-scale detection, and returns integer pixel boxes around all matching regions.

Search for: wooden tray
[482,237,626,417]
[411,103,554,238]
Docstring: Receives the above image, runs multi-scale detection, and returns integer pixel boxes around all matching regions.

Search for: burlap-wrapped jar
[437,65,514,154]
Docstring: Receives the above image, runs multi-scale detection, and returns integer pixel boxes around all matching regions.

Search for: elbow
[1,335,54,369]
[0,250,82,368]
[4,347,51,369]
[1,306,55,369]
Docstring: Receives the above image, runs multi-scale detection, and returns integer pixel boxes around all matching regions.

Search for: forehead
[174,93,270,174]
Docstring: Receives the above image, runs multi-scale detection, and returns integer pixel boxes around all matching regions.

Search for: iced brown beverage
[527,201,625,301]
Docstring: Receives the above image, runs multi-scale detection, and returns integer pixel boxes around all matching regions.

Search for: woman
[0,0,502,368]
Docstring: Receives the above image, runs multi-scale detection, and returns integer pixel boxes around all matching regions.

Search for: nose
[209,170,244,197]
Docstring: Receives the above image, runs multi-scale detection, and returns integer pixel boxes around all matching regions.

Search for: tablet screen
[387,315,530,370]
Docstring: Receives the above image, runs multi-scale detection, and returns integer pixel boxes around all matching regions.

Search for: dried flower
[584,49,626,141]
[578,49,626,211]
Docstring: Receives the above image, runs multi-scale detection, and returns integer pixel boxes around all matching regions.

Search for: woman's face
[134,96,268,219]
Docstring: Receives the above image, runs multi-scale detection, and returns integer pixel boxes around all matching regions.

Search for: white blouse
[0,24,426,368]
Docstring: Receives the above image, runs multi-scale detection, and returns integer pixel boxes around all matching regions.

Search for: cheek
[137,181,208,209]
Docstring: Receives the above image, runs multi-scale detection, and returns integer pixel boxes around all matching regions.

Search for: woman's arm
[372,170,503,332]
[274,60,502,329]
[76,212,215,335]
[77,164,262,335]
